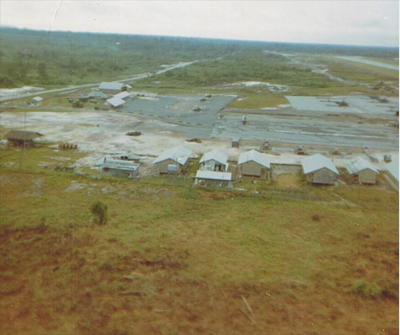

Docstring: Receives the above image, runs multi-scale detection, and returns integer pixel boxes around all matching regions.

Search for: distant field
[0,146,398,335]
[328,56,399,80]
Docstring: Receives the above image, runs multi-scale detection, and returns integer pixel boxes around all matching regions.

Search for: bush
[351,279,382,298]
[90,200,108,225]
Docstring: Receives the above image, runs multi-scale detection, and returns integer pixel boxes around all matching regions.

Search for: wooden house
[301,154,339,184]
[99,156,140,178]
[238,150,271,178]
[386,158,399,189]
[6,130,43,147]
[154,146,193,174]
[199,150,228,172]
[345,156,379,184]
[103,97,125,110]
[99,82,131,95]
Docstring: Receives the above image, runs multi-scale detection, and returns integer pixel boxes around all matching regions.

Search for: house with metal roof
[113,91,131,100]
[154,146,193,174]
[195,170,232,187]
[105,97,126,109]
[301,153,339,184]
[345,156,379,184]
[199,150,229,172]
[99,82,131,94]
[32,96,43,104]
[238,150,271,178]
[86,90,108,100]
[100,156,140,178]
[6,130,43,147]
[386,158,399,189]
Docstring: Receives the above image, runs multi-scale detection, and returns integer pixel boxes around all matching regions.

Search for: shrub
[90,200,108,225]
[351,279,382,298]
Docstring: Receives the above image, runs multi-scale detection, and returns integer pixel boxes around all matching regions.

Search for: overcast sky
[1,1,399,47]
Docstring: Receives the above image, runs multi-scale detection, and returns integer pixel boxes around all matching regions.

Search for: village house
[301,153,339,184]
[386,158,399,189]
[31,96,43,105]
[5,130,43,147]
[194,170,232,187]
[238,149,271,179]
[85,90,108,100]
[345,156,379,184]
[98,155,140,178]
[99,82,131,95]
[102,97,126,110]
[113,91,131,100]
[199,150,229,172]
[154,146,193,174]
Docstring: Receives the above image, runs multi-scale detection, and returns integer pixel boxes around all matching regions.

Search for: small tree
[90,201,108,225]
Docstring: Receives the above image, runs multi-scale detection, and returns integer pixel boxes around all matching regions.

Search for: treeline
[0,28,238,88]
[144,49,338,89]
[0,27,398,88]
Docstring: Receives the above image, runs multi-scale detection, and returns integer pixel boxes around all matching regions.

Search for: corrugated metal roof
[199,150,228,165]
[114,91,131,100]
[387,158,399,182]
[99,82,125,90]
[102,158,139,171]
[106,97,125,107]
[195,170,232,181]
[87,91,108,99]
[154,146,192,165]
[345,156,379,175]
[238,150,271,168]
[301,154,339,175]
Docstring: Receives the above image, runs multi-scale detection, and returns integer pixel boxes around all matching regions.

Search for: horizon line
[1,25,399,50]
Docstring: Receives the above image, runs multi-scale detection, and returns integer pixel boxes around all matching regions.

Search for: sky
[1,0,399,47]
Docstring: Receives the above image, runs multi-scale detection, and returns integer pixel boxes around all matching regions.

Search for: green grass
[1,148,398,334]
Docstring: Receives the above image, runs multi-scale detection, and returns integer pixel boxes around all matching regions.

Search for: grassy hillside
[1,147,398,334]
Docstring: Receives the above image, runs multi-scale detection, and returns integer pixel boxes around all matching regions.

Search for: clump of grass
[351,279,382,298]
[90,200,108,225]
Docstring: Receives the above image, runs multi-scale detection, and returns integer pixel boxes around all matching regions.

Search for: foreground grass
[0,148,398,335]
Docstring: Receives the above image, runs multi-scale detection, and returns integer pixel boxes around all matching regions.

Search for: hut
[6,130,43,147]
[86,90,108,100]
[195,170,232,187]
[345,156,379,184]
[238,150,271,178]
[100,156,139,178]
[113,91,131,100]
[232,137,241,148]
[301,154,339,184]
[31,96,43,104]
[104,97,125,110]
[154,146,193,174]
[99,82,131,94]
[199,150,229,172]
[386,158,399,189]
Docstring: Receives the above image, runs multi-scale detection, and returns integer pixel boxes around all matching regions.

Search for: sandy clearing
[1,111,396,173]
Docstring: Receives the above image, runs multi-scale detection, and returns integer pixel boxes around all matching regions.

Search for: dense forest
[0,27,398,88]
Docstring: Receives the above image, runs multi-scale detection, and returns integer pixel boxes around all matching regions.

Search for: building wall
[240,161,270,179]
[100,89,121,95]
[156,159,182,174]
[358,169,377,184]
[102,167,138,178]
[202,159,226,172]
[306,168,337,184]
